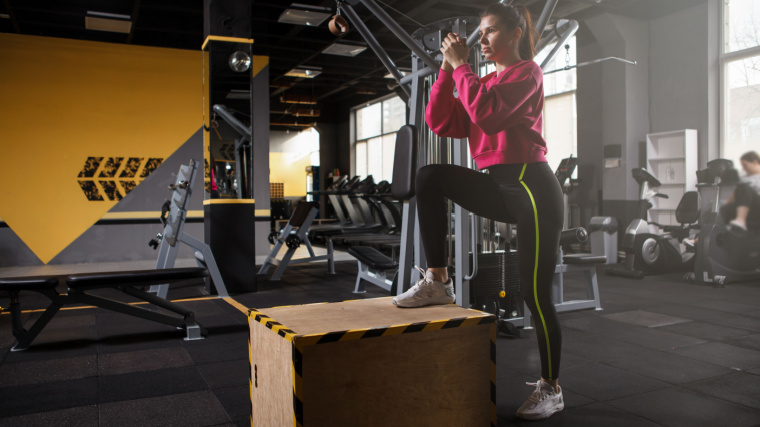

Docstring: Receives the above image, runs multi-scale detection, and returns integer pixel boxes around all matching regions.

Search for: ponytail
[481,2,538,61]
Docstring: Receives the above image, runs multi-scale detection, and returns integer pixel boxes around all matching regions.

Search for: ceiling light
[285,66,322,78]
[280,94,318,105]
[292,108,320,117]
[278,3,332,27]
[226,90,250,100]
[323,41,367,57]
[0,14,10,19]
[85,11,131,33]
[384,69,411,78]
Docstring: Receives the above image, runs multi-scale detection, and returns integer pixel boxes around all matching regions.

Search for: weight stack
[470,251,522,319]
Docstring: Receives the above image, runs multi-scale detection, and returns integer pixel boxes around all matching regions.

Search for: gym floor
[0,254,759,426]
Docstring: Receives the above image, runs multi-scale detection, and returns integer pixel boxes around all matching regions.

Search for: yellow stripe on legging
[518,163,553,380]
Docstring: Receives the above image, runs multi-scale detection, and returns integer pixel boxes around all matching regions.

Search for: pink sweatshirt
[425,60,547,169]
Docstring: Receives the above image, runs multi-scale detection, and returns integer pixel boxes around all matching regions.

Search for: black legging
[720,183,760,230]
[416,162,564,380]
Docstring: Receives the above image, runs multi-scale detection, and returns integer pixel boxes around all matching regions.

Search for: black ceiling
[0,0,704,129]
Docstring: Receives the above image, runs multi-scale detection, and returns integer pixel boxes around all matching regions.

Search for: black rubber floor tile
[559,362,669,402]
[602,310,691,328]
[0,405,98,426]
[517,402,661,427]
[0,377,98,417]
[650,304,760,332]
[606,322,706,351]
[185,335,248,365]
[669,342,760,370]
[98,365,208,403]
[607,386,760,426]
[214,385,251,422]
[41,313,97,330]
[0,354,97,387]
[608,346,732,384]
[99,390,231,427]
[197,359,250,389]
[684,371,760,411]
[723,333,760,352]
[560,329,653,363]
[98,346,194,376]
[2,336,97,363]
[95,329,182,354]
[657,320,754,341]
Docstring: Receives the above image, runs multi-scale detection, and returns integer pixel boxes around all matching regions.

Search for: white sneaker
[516,380,564,420]
[392,266,455,308]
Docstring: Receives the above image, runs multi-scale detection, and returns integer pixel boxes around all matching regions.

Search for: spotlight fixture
[322,41,367,57]
[229,51,251,72]
[278,3,332,27]
[285,66,322,78]
[85,11,131,33]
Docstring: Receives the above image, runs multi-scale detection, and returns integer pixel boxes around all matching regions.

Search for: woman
[721,151,760,232]
[391,2,565,421]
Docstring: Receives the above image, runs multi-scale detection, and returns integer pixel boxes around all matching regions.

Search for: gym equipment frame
[258,201,336,281]
[150,159,229,298]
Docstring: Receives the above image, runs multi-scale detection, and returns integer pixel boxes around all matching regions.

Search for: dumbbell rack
[150,159,229,298]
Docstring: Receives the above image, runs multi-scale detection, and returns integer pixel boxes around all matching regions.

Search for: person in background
[721,150,760,232]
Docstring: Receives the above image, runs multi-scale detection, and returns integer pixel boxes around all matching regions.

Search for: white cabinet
[645,129,698,226]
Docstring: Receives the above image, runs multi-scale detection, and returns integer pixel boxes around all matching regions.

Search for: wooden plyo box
[248,297,496,427]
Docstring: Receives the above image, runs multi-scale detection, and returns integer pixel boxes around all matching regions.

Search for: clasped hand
[441,32,470,72]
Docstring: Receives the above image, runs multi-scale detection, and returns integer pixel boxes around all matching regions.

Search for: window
[353,96,406,183]
[722,0,760,164]
[536,36,578,175]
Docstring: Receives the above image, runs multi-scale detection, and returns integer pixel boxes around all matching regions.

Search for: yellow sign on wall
[0,34,201,263]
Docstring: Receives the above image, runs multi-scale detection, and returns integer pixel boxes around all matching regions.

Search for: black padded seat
[348,246,397,271]
[0,276,59,291]
[562,254,607,265]
[67,267,208,291]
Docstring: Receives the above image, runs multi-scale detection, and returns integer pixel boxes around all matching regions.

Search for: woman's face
[479,14,520,63]
[740,159,760,175]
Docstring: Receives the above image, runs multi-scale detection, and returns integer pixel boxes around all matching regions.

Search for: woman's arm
[425,69,471,138]
[452,64,539,136]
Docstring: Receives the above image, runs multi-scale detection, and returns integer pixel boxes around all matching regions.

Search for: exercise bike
[687,159,760,285]
[608,168,700,278]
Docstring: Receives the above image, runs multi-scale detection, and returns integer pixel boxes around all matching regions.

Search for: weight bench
[348,246,397,293]
[0,267,209,351]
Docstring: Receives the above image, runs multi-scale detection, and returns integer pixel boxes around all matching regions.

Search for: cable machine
[336,0,633,316]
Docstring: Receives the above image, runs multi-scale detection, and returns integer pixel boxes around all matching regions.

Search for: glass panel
[367,136,383,180]
[543,92,577,176]
[724,54,760,163]
[537,36,577,96]
[725,0,760,53]
[382,97,406,134]
[382,133,397,182]
[356,102,382,140]
[356,141,368,178]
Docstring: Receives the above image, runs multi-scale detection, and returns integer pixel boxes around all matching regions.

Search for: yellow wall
[268,152,312,198]
[0,34,201,263]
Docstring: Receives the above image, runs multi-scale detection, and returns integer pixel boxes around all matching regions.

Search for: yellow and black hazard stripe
[249,308,495,427]
[490,323,497,427]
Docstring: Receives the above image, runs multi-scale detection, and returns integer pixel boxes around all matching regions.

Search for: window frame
[719,0,760,159]
[351,93,406,181]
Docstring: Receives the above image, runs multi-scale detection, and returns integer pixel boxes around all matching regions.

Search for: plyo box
[248,297,496,427]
